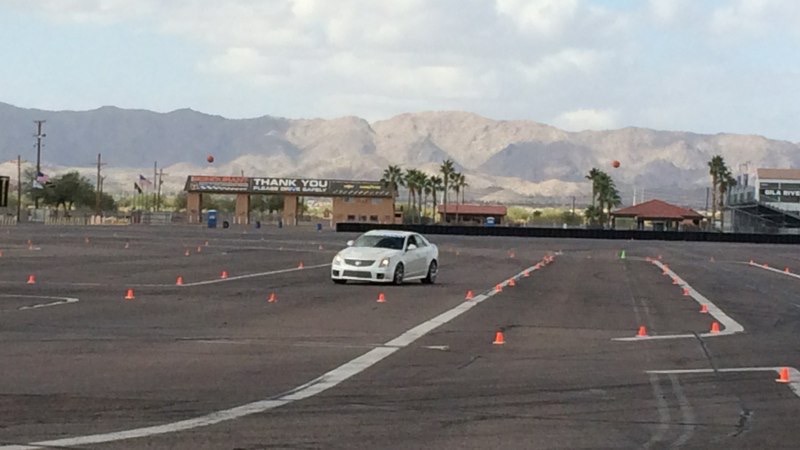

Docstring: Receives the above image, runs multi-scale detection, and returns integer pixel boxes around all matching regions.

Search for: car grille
[345,259,375,267]
[342,270,372,278]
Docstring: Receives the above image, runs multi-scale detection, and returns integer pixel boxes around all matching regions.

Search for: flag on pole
[138,174,153,188]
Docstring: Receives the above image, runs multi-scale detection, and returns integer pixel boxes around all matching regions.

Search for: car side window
[414,234,428,247]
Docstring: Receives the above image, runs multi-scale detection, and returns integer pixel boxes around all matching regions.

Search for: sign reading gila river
[760,182,800,203]
[185,175,392,197]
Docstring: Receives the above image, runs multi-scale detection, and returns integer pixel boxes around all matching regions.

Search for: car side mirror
[407,244,418,251]
[346,240,354,247]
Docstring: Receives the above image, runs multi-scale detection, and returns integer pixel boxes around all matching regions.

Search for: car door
[404,235,426,277]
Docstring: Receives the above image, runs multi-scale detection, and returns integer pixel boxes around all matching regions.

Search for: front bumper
[331,265,391,282]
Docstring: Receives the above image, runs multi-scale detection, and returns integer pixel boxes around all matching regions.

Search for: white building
[730,168,800,212]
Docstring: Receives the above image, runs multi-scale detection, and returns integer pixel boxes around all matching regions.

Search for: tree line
[380,159,468,224]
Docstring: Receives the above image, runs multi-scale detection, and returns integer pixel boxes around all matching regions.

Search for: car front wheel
[392,263,404,285]
[422,260,438,284]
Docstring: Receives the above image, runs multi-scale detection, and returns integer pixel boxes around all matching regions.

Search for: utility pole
[95,153,107,215]
[33,120,46,209]
[157,168,168,211]
[153,161,158,212]
[571,196,576,216]
[17,155,22,222]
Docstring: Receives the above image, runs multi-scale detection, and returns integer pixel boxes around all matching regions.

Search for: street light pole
[33,120,46,209]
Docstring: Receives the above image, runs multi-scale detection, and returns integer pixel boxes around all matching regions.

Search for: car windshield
[353,235,405,250]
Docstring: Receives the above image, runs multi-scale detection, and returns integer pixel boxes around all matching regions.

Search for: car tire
[422,260,438,284]
[332,279,347,284]
[392,263,404,285]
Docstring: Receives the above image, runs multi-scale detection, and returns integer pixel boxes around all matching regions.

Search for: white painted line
[0,294,79,310]
[749,261,800,280]
[614,260,744,341]
[180,263,331,287]
[645,367,800,398]
[0,260,551,450]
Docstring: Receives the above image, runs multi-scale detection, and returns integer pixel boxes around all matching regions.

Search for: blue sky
[0,0,798,142]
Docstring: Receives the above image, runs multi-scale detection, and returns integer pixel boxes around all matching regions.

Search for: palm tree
[381,165,404,199]
[451,171,462,223]
[430,175,443,223]
[708,155,725,230]
[456,173,468,205]
[420,175,432,223]
[404,168,416,223]
[586,168,602,208]
[718,166,736,231]
[440,159,456,223]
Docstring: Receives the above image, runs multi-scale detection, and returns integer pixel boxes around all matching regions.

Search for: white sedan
[331,230,439,285]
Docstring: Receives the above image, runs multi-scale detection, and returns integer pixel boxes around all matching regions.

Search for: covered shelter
[437,204,507,225]
[610,199,704,231]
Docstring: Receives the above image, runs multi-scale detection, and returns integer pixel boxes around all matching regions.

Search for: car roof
[363,230,415,238]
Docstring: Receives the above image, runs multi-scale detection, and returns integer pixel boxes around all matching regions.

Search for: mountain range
[1,102,799,208]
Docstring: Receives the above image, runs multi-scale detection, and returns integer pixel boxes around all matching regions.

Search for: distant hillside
[1,102,799,207]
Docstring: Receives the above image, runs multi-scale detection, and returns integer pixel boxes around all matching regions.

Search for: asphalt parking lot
[1,224,799,449]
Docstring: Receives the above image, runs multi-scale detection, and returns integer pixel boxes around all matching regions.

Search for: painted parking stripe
[614,260,744,341]
[179,263,331,287]
[645,367,800,398]
[0,259,553,450]
[0,294,79,310]
[748,261,800,280]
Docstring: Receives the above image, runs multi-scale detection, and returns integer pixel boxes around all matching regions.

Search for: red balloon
[207,155,215,163]
[612,160,620,168]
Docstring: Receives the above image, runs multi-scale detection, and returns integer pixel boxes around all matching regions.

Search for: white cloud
[495,0,579,36]
[552,108,618,131]
[4,0,800,141]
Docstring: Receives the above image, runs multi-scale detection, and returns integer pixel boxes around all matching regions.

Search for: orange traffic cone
[176,276,184,286]
[124,289,135,300]
[785,267,791,274]
[682,287,690,296]
[699,304,709,314]
[465,290,474,300]
[749,259,754,265]
[298,261,305,269]
[184,249,190,256]
[509,251,515,259]
[764,263,770,269]
[197,246,202,253]
[26,274,36,285]
[318,244,324,251]
[493,330,505,345]
[508,278,516,287]
[377,292,386,303]
[710,321,721,333]
[662,265,669,275]
[776,367,791,383]
[268,292,277,303]
[637,326,648,337]
[220,270,228,279]
[672,277,679,285]
[495,284,503,293]
[523,270,530,278]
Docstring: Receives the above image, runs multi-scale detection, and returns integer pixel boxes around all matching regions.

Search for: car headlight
[334,254,344,265]
[379,257,390,267]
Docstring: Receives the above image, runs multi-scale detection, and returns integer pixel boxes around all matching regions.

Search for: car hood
[338,246,402,260]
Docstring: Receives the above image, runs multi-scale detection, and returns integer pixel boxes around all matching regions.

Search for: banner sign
[185,175,391,197]
[760,182,800,203]
[0,176,8,207]
[186,175,250,192]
